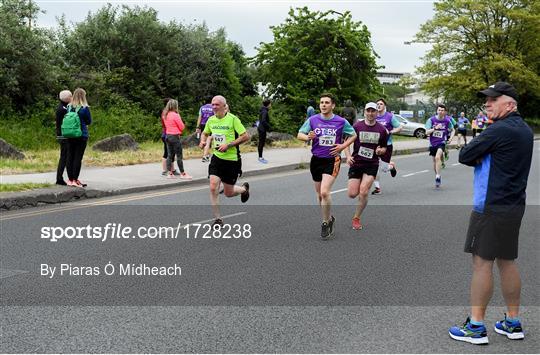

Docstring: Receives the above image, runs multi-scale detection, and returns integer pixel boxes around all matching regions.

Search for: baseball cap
[477,82,518,101]
[364,102,377,110]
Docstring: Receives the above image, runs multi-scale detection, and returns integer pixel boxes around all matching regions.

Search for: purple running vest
[429,116,452,146]
[376,111,394,132]
[199,104,214,125]
[309,114,347,158]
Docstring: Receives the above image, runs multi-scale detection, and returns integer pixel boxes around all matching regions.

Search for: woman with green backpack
[64,88,92,187]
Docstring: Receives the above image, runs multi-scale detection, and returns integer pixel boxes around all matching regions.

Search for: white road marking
[452,163,460,166]
[330,188,348,194]
[403,170,429,177]
[183,212,247,227]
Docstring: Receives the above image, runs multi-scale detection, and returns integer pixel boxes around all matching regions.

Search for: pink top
[163,111,185,135]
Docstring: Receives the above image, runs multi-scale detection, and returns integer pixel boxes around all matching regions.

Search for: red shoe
[352,217,363,230]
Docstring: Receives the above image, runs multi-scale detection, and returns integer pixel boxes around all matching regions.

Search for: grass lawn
[0,139,307,175]
[0,182,53,192]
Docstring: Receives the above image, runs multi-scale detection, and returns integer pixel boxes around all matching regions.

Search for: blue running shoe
[435,176,441,188]
[494,314,524,340]
[449,317,489,345]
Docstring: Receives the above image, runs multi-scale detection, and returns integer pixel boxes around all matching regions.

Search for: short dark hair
[263,99,271,107]
[376,98,387,105]
[437,104,447,110]
[320,93,335,104]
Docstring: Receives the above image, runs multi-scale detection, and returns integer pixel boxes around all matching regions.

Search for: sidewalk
[0,137,450,210]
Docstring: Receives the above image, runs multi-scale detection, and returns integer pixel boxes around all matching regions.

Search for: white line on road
[330,188,348,194]
[452,163,460,166]
[403,170,429,177]
[183,212,247,227]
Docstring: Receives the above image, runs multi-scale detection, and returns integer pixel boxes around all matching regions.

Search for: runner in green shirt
[199,95,250,226]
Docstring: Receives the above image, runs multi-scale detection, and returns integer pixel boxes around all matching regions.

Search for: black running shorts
[208,155,241,185]
[429,144,446,157]
[348,164,379,179]
[310,156,341,182]
[464,211,523,260]
[379,144,393,163]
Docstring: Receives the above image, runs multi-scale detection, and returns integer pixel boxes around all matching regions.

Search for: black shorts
[310,156,341,182]
[457,129,467,136]
[208,155,242,185]
[429,144,445,156]
[379,144,393,163]
[464,211,523,260]
[348,164,379,179]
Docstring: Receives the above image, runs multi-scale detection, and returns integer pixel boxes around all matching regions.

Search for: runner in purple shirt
[425,104,455,188]
[344,102,388,230]
[197,96,215,162]
[298,93,357,240]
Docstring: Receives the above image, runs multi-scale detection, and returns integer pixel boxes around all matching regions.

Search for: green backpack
[61,105,82,138]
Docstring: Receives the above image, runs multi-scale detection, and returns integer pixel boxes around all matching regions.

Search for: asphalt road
[1,143,539,353]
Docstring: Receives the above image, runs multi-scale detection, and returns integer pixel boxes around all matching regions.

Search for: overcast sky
[35,0,435,73]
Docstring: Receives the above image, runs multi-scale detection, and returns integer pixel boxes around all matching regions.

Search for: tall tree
[0,0,57,111]
[414,0,540,117]
[252,7,380,107]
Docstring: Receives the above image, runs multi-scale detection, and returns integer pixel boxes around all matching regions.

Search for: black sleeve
[55,106,65,136]
[459,127,498,166]
[260,110,270,130]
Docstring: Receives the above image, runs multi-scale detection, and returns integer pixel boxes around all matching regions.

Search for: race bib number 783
[319,135,336,146]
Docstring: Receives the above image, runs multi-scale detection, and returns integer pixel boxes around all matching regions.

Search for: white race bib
[358,146,374,159]
[213,134,226,147]
[459,124,465,129]
[433,130,444,138]
[319,135,336,146]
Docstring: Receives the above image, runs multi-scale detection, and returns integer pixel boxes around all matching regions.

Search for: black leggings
[66,138,87,180]
[258,130,266,158]
[166,134,184,173]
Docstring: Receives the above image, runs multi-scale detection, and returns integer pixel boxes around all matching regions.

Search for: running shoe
[351,217,362,230]
[167,173,176,179]
[449,317,489,345]
[494,314,524,340]
[56,180,67,186]
[161,171,168,176]
[328,215,336,239]
[172,170,181,176]
[212,218,223,227]
[435,176,441,188]
[67,180,76,186]
[240,182,250,203]
[371,187,381,195]
[180,172,192,180]
[202,156,210,163]
[390,166,397,178]
[321,221,331,240]
[258,157,268,164]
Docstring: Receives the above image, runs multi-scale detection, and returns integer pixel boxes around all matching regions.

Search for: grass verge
[1,139,306,175]
[0,183,53,192]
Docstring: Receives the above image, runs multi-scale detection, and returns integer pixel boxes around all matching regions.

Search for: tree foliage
[252,7,381,108]
[415,0,540,117]
[0,0,58,112]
